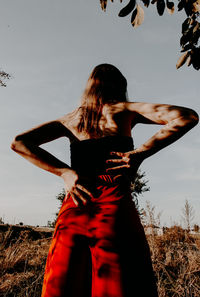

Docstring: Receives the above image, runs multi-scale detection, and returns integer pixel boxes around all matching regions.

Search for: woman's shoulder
[57,108,81,125]
[56,108,84,141]
[104,101,147,112]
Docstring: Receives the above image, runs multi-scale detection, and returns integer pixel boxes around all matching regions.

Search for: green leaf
[157,0,165,16]
[131,4,144,27]
[141,0,150,8]
[182,18,190,35]
[178,0,184,11]
[166,0,175,14]
[176,51,190,69]
[100,0,107,11]
[118,0,136,17]
[181,43,193,52]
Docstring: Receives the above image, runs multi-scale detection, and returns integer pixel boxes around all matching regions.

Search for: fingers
[76,184,93,199]
[106,164,130,172]
[106,151,131,172]
[106,158,125,164]
[70,192,83,206]
[66,184,93,207]
[64,192,70,202]
[108,151,130,162]
[110,151,124,157]
[113,174,123,181]
[70,190,87,206]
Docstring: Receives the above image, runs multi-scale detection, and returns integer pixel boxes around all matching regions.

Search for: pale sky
[0,0,199,227]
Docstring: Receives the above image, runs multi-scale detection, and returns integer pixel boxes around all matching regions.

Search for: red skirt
[41,175,158,297]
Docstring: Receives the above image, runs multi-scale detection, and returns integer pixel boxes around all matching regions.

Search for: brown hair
[78,64,128,137]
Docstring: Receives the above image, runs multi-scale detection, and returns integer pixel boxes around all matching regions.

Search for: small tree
[0,217,4,224]
[193,223,199,232]
[49,189,66,227]
[141,200,163,259]
[131,169,150,216]
[181,199,195,232]
[47,220,55,228]
[56,189,66,206]
[141,200,162,228]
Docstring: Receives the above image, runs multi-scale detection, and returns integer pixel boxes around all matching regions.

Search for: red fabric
[41,175,158,297]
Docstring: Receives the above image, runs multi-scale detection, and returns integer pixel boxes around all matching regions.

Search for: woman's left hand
[105,150,145,180]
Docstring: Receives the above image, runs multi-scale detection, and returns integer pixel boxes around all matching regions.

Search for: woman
[11,64,198,297]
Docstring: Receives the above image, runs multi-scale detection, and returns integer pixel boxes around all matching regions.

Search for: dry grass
[147,226,200,297]
[0,225,53,297]
[0,224,200,296]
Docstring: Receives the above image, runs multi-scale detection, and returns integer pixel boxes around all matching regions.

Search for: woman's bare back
[60,102,134,142]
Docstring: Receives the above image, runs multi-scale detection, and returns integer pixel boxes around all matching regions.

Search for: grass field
[0,223,200,297]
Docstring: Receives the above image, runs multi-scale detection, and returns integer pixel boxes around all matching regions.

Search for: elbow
[180,108,199,127]
[10,139,20,152]
[10,140,16,151]
[188,109,199,127]
[10,135,25,152]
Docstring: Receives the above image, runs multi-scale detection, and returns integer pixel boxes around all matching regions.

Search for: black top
[70,135,134,177]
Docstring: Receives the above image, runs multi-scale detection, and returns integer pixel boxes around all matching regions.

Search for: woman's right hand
[61,170,93,206]
[106,149,145,181]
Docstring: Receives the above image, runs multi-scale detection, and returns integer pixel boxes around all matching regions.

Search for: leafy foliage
[99,0,200,70]
[0,70,11,87]
[130,170,150,216]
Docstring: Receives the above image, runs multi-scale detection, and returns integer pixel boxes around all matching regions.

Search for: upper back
[60,102,134,142]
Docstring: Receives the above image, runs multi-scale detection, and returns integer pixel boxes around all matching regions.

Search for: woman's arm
[11,118,93,206]
[127,102,199,158]
[10,119,72,177]
[106,102,199,176]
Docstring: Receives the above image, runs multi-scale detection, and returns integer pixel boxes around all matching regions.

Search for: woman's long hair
[78,64,128,137]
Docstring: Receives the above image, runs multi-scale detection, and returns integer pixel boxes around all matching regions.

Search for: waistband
[95,174,131,186]
[57,174,132,220]
[97,174,115,183]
